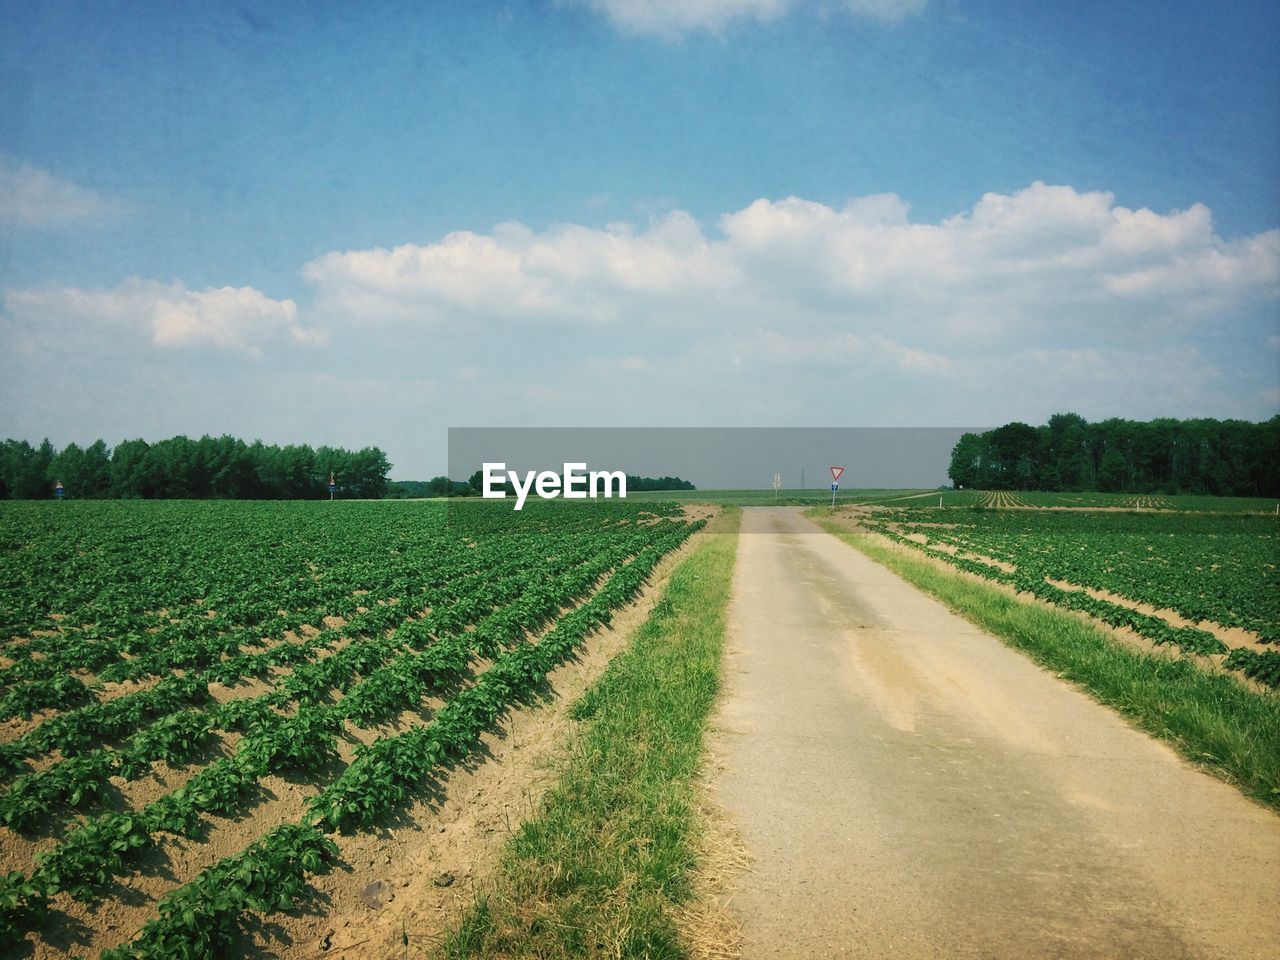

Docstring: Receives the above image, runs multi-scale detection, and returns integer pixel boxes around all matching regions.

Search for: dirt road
[708,508,1280,959]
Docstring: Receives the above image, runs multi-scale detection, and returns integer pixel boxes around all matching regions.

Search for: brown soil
[882,523,1016,573]
[1045,580,1271,653]
[681,503,720,524]
[1000,505,1180,513]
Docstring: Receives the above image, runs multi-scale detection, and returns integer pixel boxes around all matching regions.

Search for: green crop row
[862,520,1276,687]
[887,507,1278,640]
[99,822,339,960]
[95,525,697,959]
[0,526,648,837]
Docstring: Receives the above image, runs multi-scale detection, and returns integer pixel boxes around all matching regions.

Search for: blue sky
[2,0,1278,477]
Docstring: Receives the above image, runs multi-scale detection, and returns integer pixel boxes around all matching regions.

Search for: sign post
[328,473,337,501]
[829,466,845,507]
[54,480,64,500]
[772,472,782,502]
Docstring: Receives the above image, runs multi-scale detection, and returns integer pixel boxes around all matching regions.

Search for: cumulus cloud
[567,0,787,38]
[0,154,120,226]
[565,0,924,39]
[3,280,321,358]
[302,182,1280,348]
[304,212,741,326]
[5,181,1274,443]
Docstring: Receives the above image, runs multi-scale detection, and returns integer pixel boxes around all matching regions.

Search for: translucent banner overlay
[446,427,980,531]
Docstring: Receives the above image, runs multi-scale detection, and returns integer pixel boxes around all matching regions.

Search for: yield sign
[830,465,845,483]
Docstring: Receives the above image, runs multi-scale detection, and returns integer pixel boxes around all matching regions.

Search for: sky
[1,0,1278,479]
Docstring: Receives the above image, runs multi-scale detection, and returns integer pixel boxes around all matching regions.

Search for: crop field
[0,499,704,957]
[933,489,1280,512]
[629,487,1280,512]
[850,505,1280,688]
[625,488,933,506]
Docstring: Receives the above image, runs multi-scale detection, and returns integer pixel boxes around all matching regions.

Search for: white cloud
[565,0,925,39]
[5,181,1274,454]
[0,154,120,226]
[302,182,1280,348]
[567,0,788,38]
[304,212,741,326]
[3,280,321,358]
[1102,229,1280,300]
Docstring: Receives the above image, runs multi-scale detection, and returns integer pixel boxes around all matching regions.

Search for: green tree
[1097,447,1127,492]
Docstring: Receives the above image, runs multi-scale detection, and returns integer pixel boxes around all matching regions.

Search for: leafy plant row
[5,548,636,902]
[0,532,630,784]
[0,500,697,951]
[308,532,689,831]
[0,499,686,643]
[1223,648,1280,689]
[0,529,645,830]
[890,506,1279,640]
[866,522,1251,664]
[99,522,700,959]
[98,823,339,960]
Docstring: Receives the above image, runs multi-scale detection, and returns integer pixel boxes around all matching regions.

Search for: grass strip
[814,516,1280,811]
[442,508,741,959]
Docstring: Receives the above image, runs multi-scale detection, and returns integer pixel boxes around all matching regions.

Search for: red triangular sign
[830,465,845,482]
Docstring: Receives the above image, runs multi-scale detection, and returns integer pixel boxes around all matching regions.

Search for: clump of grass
[816,519,1280,811]
[442,509,742,959]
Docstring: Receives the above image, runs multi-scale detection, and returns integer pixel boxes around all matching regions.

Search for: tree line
[947,414,1280,497]
[385,473,698,499]
[0,435,392,500]
[623,475,696,492]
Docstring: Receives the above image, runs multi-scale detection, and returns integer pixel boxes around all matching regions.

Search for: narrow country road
[709,507,1280,959]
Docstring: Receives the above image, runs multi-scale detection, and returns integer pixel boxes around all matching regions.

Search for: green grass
[813,515,1280,811]
[440,508,742,959]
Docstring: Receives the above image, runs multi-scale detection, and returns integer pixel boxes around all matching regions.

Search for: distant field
[629,487,1280,512]
[932,489,1280,512]
[625,488,933,506]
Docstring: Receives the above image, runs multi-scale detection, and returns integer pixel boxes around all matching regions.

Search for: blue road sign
[830,481,839,492]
